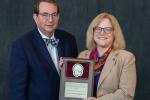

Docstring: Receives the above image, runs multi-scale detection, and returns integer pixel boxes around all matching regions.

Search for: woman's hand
[81,97,97,100]
[59,57,64,68]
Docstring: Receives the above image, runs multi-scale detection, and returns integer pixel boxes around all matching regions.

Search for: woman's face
[94,18,114,48]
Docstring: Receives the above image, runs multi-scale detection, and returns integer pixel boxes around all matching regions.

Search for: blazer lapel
[55,31,64,59]
[33,28,58,73]
[98,50,117,86]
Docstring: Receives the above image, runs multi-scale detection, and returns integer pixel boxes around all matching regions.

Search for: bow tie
[44,38,59,47]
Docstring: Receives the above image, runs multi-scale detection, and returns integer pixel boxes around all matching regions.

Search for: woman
[79,12,136,100]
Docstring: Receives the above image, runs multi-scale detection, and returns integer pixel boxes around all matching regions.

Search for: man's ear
[33,14,38,24]
[57,14,60,20]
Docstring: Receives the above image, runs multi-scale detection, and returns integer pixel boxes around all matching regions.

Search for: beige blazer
[78,49,136,100]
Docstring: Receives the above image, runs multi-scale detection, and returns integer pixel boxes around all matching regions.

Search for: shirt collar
[37,27,55,39]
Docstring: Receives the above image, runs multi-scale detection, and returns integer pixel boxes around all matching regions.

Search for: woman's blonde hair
[86,12,126,50]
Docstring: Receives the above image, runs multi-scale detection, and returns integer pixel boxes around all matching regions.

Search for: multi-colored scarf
[89,47,112,76]
[89,47,112,97]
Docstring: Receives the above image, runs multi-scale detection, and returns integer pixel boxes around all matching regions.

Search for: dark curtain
[0,0,150,100]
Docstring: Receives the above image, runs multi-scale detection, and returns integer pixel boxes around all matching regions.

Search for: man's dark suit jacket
[10,28,78,100]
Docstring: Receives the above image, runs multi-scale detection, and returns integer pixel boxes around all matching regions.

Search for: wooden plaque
[59,58,94,100]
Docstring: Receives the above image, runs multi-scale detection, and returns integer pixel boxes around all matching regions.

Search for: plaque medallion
[72,63,84,77]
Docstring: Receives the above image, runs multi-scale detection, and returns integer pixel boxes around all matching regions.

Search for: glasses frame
[38,12,59,21]
[93,26,114,34]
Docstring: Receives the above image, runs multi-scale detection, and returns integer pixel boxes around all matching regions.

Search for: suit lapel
[33,28,58,74]
[98,50,117,86]
[55,30,64,59]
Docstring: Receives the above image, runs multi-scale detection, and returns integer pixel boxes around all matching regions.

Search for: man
[10,0,78,100]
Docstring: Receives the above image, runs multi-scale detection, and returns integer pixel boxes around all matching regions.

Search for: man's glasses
[38,12,58,20]
[93,26,114,34]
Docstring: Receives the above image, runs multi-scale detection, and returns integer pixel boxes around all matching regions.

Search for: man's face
[33,2,59,37]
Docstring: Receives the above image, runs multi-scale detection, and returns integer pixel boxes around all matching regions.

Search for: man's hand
[59,57,64,68]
